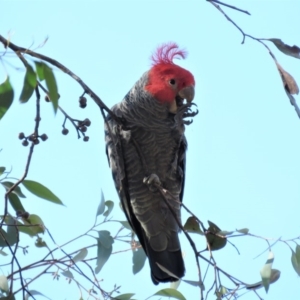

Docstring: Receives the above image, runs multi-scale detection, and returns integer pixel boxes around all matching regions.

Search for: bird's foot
[143,174,161,192]
[176,103,198,125]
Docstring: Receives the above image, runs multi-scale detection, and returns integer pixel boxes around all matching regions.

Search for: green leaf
[72,248,88,263]
[0,294,16,300]
[0,216,18,247]
[19,65,37,103]
[114,294,136,300]
[25,290,51,300]
[216,285,227,298]
[44,64,59,113]
[260,251,274,293]
[22,214,45,234]
[119,220,132,231]
[96,190,105,217]
[0,167,5,176]
[152,288,186,300]
[0,275,9,293]
[132,247,146,275]
[206,220,227,251]
[291,245,300,276]
[2,181,26,198]
[61,270,74,279]
[6,215,18,246]
[0,76,14,121]
[22,180,63,205]
[95,230,114,274]
[182,280,204,289]
[183,216,203,235]
[296,245,300,264]
[35,61,45,81]
[15,218,36,237]
[103,200,114,217]
[0,228,9,247]
[35,237,47,248]
[269,269,280,285]
[0,249,8,256]
[246,269,281,290]
[7,193,26,213]
[218,230,234,236]
[34,62,59,112]
[236,228,249,234]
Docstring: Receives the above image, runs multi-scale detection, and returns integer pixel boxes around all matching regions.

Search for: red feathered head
[145,43,195,112]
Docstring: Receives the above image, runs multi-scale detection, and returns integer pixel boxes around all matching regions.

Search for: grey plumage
[105,71,195,284]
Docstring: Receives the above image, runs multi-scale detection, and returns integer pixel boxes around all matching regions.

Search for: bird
[105,42,197,284]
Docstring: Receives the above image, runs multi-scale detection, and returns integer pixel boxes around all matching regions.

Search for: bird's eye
[169,79,176,85]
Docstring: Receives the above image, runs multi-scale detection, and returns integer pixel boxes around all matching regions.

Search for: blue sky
[1,0,300,299]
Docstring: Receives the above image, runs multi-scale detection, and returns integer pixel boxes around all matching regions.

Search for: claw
[183,119,193,125]
[143,174,161,192]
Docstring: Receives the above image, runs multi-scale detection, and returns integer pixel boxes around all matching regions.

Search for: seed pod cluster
[19,132,48,146]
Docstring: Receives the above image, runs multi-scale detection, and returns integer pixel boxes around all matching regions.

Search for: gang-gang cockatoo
[105,43,197,284]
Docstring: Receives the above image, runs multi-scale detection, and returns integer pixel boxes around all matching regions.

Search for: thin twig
[0,35,123,126]
[156,185,204,299]
[207,0,251,15]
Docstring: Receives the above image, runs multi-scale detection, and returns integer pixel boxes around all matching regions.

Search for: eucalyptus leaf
[19,65,37,103]
[2,181,26,198]
[0,167,5,175]
[7,192,26,213]
[34,61,59,112]
[0,76,14,121]
[25,290,51,300]
[95,230,114,273]
[72,248,88,263]
[96,190,105,217]
[61,270,74,279]
[35,237,47,248]
[152,288,186,300]
[206,220,227,251]
[236,228,249,234]
[119,220,132,230]
[0,216,18,247]
[103,200,114,217]
[6,215,18,246]
[44,64,59,112]
[0,275,9,293]
[260,251,274,293]
[291,249,300,276]
[22,214,45,234]
[132,247,146,274]
[114,294,136,300]
[0,249,8,256]
[22,180,63,205]
[183,216,203,235]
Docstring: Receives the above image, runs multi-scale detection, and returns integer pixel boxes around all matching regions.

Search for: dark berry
[83,136,89,142]
[34,139,39,145]
[28,135,34,142]
[22,212,30,219]
[84,118,91,127]
[62,128,69,135]
[40,134,48,141]
[18,132,25,140]
[79,96,87,108]
[45,95,50,102]
[22,140,29,147]
[80,126,87,133]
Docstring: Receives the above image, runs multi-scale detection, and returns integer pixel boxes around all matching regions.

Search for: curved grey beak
[178,85,195,102]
